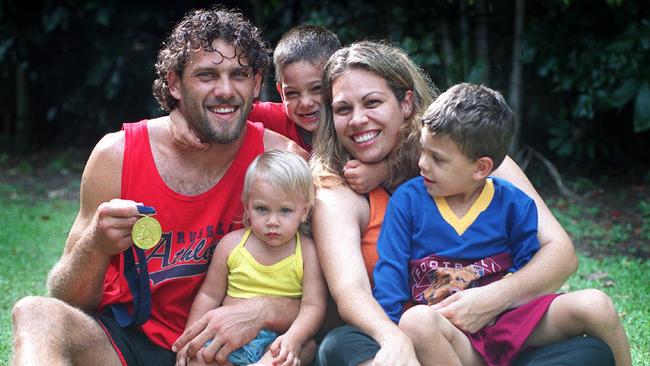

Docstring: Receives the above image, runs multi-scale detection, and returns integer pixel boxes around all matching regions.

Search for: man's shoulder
[92,130,126,161]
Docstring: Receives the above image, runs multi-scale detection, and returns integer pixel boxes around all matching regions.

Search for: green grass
[0,188,78,365]
[0,186,648,365]
[565,255,650,365]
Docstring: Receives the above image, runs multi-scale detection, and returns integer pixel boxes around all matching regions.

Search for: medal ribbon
[109,205,154,327]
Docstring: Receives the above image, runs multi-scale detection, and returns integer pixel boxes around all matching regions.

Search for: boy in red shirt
[171,25,388,193]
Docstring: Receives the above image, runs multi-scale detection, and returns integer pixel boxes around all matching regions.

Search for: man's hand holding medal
[92,199,162,255]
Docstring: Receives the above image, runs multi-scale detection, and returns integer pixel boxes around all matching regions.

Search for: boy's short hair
[421,83,514,170]
[272,25,341,82]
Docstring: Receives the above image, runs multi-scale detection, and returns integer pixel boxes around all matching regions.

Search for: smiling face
[418,127,480,198]
[331,68,413,164]
[278,61,323,133]
[168,39,262,144]
[246,178,310,248]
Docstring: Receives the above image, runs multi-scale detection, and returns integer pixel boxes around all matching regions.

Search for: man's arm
[173,294,301,364]
[263,128,308,159]
[47,132,138,311]
[434,156,578,333]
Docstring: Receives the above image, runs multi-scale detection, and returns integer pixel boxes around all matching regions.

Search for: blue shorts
[205,328,278,366]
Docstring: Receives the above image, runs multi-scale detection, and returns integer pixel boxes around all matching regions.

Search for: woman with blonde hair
[311,41,613,366]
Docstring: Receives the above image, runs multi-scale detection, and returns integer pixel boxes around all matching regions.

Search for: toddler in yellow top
[177,150,326,366]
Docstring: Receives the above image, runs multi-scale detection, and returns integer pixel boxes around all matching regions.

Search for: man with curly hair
[11,7,305,366]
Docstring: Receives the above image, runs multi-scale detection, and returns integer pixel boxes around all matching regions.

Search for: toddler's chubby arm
[343,159,390,194]
[174,230,236,366]
[268,236,327,365]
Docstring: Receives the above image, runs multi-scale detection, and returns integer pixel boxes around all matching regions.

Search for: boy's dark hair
[153,6,271,112]
[272,25,341,83]
[421,83,514,170]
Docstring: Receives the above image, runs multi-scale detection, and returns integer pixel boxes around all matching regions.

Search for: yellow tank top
[226,229,303,299]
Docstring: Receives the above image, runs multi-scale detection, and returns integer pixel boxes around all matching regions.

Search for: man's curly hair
[152,6,271,112]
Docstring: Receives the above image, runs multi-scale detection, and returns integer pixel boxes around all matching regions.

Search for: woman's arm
[434,156,578,333]
[312,185,418,366]
[493,156,578,293]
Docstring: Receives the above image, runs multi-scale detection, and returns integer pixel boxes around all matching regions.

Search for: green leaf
[0,37,14,61]
[604,79,638,109]
[634,82,650,133]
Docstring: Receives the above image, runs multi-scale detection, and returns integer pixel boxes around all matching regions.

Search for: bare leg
[398,305,484,366]
[524,290,631,366]
[12,296,122,366]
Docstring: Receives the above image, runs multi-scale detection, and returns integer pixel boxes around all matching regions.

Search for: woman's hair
[152,6,271,112]
[242,150,315,233]
[310,40,438,191]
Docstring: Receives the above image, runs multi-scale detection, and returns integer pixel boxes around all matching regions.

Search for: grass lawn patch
[0,189,78,364]
[565,255,650,364]
[0,158,648,365]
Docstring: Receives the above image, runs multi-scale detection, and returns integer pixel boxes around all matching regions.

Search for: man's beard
[196,113,246,144]
[191,97,253,144]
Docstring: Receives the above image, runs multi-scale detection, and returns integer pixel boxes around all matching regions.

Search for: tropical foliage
[1,0,648,173]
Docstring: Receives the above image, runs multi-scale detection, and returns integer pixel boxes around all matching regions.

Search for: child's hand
[269,334,302,366]
[343,159,389,194]
[169,109,210,151]
[175,343,191,366]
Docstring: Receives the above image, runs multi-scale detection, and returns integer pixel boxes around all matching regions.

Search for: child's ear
[167,71,182,100]
[253,72,263,99]
[276,83,284,100]
[473,157,493,180]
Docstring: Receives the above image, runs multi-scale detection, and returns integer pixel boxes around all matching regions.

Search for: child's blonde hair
[242,150,315,232]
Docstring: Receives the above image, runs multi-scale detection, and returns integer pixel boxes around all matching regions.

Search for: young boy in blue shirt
[372,83,631,366]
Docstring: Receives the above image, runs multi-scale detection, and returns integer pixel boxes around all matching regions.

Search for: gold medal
[132,206,162,249]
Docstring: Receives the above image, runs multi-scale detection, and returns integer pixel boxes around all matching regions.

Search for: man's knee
[13,296,79,334]
[13,296,51,328]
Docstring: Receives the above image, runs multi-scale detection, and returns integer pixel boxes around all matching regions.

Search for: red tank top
[250,102,310,152]
[98,120,265,349]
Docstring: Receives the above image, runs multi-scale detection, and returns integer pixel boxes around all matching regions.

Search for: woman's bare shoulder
[313,184,370,233]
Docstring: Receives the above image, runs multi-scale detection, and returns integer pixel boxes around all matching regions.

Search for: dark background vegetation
[2,0,649,176]
[1,3,648,361]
